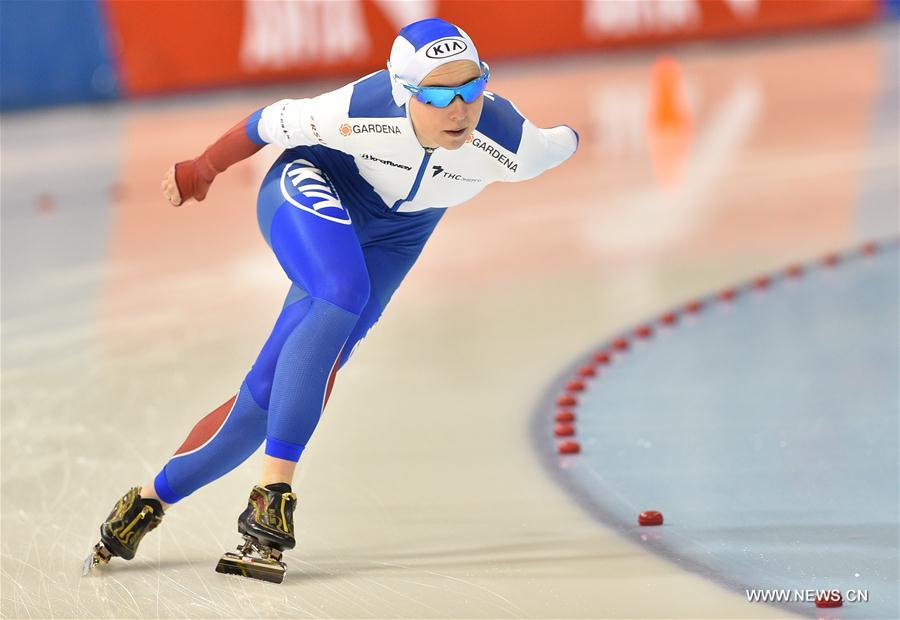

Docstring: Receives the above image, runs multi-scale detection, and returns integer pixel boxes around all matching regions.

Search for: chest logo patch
[431,165,482,183]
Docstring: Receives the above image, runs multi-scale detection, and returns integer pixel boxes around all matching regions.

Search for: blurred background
[2,1,898,618]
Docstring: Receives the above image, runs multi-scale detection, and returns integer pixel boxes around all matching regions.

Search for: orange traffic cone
[646,56,693,188]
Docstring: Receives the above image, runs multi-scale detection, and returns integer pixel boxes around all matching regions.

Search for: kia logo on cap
[425,38,467,59]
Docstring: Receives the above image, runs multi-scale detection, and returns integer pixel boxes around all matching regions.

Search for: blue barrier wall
[885,0,900,18]
[0,0,118,111]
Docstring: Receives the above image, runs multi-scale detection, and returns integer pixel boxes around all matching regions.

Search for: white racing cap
[387,18,481,107]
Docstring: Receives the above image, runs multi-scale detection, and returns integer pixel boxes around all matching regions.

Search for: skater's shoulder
[473,91,526,155]
[347,70,406,120]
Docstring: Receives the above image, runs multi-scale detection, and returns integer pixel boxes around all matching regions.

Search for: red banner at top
[104,0,879,97]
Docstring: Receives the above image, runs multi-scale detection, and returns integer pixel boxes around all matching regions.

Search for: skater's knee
[245,370,272,410]
[307,269,370,316]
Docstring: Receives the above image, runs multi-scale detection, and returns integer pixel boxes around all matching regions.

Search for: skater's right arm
[166,114,265,206]
[165,86,351,207]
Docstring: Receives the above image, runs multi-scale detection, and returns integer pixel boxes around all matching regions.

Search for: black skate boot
[215,483,297,583]
[83,486,164,574]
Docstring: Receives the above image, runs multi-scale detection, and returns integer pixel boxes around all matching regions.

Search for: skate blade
[215,552,285,584]
[82,542,112,576]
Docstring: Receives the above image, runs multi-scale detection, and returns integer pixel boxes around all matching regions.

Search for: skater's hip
[257,148,445,252]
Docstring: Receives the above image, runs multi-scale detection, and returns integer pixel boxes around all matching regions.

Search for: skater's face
[408,60,484,150]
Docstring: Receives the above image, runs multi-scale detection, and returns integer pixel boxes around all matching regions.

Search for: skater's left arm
[509,120,579,182]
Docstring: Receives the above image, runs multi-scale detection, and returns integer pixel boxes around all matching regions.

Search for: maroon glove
[174,115,265,202]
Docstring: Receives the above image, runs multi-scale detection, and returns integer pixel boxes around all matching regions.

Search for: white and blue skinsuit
[153,19,578,504]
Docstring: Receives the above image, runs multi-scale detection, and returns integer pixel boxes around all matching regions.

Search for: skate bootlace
[257,492,296,534]
[278,494,296,533]
[111,505,154,544]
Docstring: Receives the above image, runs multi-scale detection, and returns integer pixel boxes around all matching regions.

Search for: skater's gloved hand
[161,165,190,207]
[171,156,218,205]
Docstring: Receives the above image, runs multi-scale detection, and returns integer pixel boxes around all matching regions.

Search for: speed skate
[215,534,287,584]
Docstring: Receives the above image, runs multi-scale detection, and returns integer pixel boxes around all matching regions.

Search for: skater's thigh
[339,221,443,367]
[258,153,369,313]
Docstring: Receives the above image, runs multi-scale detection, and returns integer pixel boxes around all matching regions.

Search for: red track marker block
[566,380,585,392]
[635,325,653,339]
[555,410,575,423]
[554,423,575,437]
[638,511,664,526]
[718,288,737,301]
[558,441,580,455]
[753,276,771,289]
[612,338,629,352]
[593,352,611,365]
[577,364,597,378]
[786,264,804,278]
[861,241,878,256]
[685,300,703,314]
[815,591,842,609]
[556,394,577,407]
[823,253,840,267]
[36,193,55,214]
[659,312,678,326]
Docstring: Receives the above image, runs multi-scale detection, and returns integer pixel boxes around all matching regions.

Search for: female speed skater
[86,17,578,583]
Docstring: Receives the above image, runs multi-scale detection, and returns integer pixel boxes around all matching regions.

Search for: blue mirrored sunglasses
[399,63,490,108]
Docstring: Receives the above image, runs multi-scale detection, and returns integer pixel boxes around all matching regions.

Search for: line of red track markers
[551,240,893,560]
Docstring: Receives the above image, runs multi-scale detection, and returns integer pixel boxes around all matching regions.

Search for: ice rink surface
[536,242,899,619]
[2,24,898,619]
